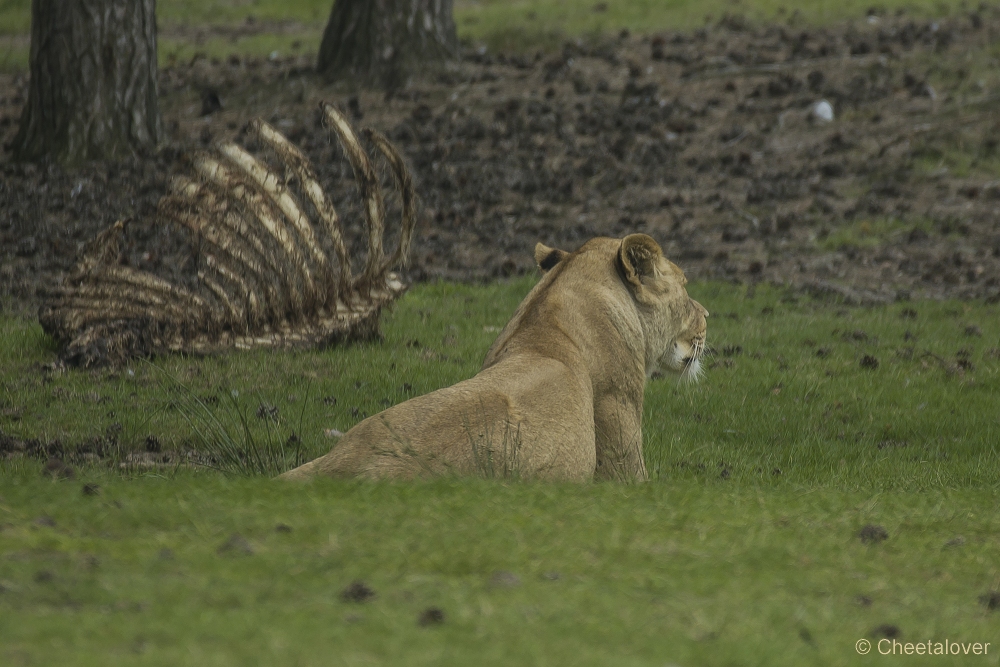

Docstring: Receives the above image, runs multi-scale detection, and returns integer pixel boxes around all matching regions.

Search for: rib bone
[39,101,417,367]
[321,102,385,288]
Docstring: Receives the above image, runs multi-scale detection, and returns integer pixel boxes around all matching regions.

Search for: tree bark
[317,0,458,87]
[13,0,161,165]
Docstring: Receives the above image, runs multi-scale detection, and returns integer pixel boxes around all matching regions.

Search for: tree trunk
[317,0,458,87]
[13,0,161,165]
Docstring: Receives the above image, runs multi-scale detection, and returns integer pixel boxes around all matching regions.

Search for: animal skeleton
[39,102,416,367]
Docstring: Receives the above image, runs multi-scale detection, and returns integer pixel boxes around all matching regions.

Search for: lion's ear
[534,243,569,272]
[618,234,663,289]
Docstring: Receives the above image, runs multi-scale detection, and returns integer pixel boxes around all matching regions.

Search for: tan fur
[278,234,708,482]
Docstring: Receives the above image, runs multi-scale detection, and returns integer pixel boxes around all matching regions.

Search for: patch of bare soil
[3,9,1000,314]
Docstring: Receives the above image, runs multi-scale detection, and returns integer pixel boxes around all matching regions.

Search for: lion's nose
[691,299,709,318]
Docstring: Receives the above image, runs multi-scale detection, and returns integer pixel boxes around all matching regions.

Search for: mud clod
[217,533,254,556]
[980,591,1000,611]
[256,403,279,422]
[877,439,907,450]
[858,524,889,544]
[872,624,901,639]
[43,457,75,479]
[200,89,223,116]
[418,607,445,626]
[860,355,879,370]
[489,570,521,588]
[340,580,376,603]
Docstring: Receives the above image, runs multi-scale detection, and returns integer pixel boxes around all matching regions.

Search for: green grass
[4,278,1000,486]
[0,0,29,35]
[158,32,322,67]
[0,0,329,36]
[156,0,329,25]
[816,216,934,251]
[2,471,1000,666]
[455,0,970,52]
[3,279,1000,663]
[912,143,1000,181]
[0,0,985,71]
[650,282,1000,489]
[0,279,533,471]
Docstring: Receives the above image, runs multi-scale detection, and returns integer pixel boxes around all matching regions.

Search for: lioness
[278,234,707,482]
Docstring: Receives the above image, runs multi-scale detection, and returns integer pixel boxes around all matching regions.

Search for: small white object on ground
[813,100,834,122]
[324,428,345,438]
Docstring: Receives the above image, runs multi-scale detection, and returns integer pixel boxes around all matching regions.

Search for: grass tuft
[154,364,306,476]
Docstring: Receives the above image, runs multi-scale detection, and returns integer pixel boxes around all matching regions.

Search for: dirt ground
[2,9,1000,315]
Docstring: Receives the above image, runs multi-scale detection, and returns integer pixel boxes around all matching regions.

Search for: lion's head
[534,233,708,381]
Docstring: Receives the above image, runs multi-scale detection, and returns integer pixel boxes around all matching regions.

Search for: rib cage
[39,102,417,367]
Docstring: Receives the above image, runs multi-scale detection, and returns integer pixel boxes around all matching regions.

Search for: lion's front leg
[592,397,647,482]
